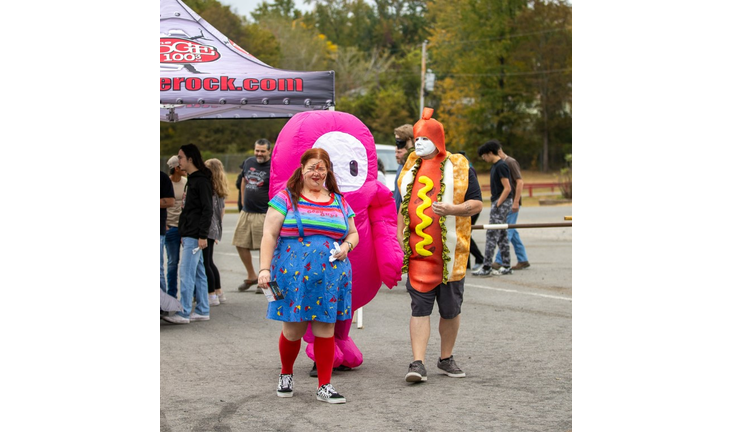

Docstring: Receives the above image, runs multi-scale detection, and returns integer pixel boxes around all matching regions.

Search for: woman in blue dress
[258,148,359,404]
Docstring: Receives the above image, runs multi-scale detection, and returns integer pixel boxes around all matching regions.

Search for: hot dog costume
[269,110,404,368]
[397,108,472,290]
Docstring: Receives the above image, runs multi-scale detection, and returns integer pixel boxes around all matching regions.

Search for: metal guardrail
[480,182,565,198]
[472,222,572,230]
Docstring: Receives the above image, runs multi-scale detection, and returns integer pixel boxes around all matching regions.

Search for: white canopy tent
[160,0,335,122]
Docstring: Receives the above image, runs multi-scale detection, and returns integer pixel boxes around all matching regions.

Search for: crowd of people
[160,108,533,404]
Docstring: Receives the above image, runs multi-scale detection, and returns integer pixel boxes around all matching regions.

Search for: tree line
[160,0,571,172]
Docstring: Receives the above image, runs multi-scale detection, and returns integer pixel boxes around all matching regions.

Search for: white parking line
[464,283,571,301]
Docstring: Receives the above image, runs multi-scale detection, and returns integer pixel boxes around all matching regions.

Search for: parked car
[375,144,399,192]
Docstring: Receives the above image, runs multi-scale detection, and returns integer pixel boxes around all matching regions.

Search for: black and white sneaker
[316,383,346,404]
[472,266,496,277]
[277,374,293,398]
[405,360,427,382]
[437,355,466,378]
[498,266,513,275]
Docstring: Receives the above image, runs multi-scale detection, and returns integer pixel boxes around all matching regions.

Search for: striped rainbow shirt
[269,190,355,240]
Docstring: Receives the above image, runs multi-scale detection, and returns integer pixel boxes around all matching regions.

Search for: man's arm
[431,199,482,217]
[240,176,246,210]
[506,158,523,212]
[235,171,243,190]
[431,165,483,217]
[512,178,523,212]
[496,177,511,207]
[161,172,175,208]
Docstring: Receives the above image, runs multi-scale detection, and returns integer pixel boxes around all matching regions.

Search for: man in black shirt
[232,139,272,292]
[472,140,514,277]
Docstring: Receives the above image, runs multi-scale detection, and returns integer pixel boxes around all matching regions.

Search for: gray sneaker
[437,356,466,378]
[161,314,189,324]
[405,360,427,382]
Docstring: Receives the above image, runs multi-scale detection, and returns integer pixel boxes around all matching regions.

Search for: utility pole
[420,40,427,114]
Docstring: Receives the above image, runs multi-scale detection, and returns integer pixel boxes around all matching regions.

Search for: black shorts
[406,278,464,319]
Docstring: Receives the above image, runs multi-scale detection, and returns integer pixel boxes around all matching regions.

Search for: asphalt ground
[160,205,572,432]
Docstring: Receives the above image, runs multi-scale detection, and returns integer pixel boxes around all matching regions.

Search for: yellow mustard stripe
[414,176,434,256]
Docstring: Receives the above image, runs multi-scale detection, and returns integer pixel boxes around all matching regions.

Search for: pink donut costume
[269,110,404,368]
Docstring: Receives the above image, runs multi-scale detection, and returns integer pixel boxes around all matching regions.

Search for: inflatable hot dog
[397,108,472,291]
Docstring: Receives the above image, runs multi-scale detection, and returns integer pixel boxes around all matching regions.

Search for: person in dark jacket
[163,144,214,324]
[235,160,245,212]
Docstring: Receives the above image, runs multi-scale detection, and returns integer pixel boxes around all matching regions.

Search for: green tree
[332,46,394,97]
[370,0,430,54]
[251,5,335,72]
[513,0,572,171]
[309,0,361,48]
[369,85,414,141]
[161,0,570,169]
[427,0,574,171]
[251,0,304,21]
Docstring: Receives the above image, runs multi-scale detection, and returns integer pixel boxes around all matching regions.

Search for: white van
[375,144,399,192]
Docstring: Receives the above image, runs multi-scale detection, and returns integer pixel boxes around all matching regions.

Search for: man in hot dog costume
[397,107,483,382]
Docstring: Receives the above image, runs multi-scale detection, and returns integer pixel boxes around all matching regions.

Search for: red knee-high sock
[314,335,335,387]
[279,332,301,374]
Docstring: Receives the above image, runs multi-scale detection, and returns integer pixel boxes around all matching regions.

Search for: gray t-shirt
[504,156,523,206]
[207,194,226,241]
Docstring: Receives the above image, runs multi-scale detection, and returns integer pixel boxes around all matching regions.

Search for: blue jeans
[164,227,181,298]
[160,235,166,292]
[494,208,529,264]
[178,237,210,318]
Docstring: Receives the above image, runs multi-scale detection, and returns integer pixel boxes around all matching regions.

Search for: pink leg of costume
[304,320,363,369]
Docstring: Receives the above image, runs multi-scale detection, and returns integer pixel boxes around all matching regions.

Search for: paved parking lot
[161,205,572,431]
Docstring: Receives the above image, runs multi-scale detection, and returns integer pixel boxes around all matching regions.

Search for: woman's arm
[335,216,359,261]
[257,207,286,286]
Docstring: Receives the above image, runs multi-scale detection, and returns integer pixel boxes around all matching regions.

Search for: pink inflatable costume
[269,110,404,368]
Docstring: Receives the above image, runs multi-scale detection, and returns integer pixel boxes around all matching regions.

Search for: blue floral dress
[265,190,354,323]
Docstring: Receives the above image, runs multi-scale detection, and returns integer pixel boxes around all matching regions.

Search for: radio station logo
[160,37,220,64]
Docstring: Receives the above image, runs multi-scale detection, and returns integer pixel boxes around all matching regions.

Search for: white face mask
[414,137,436,157]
